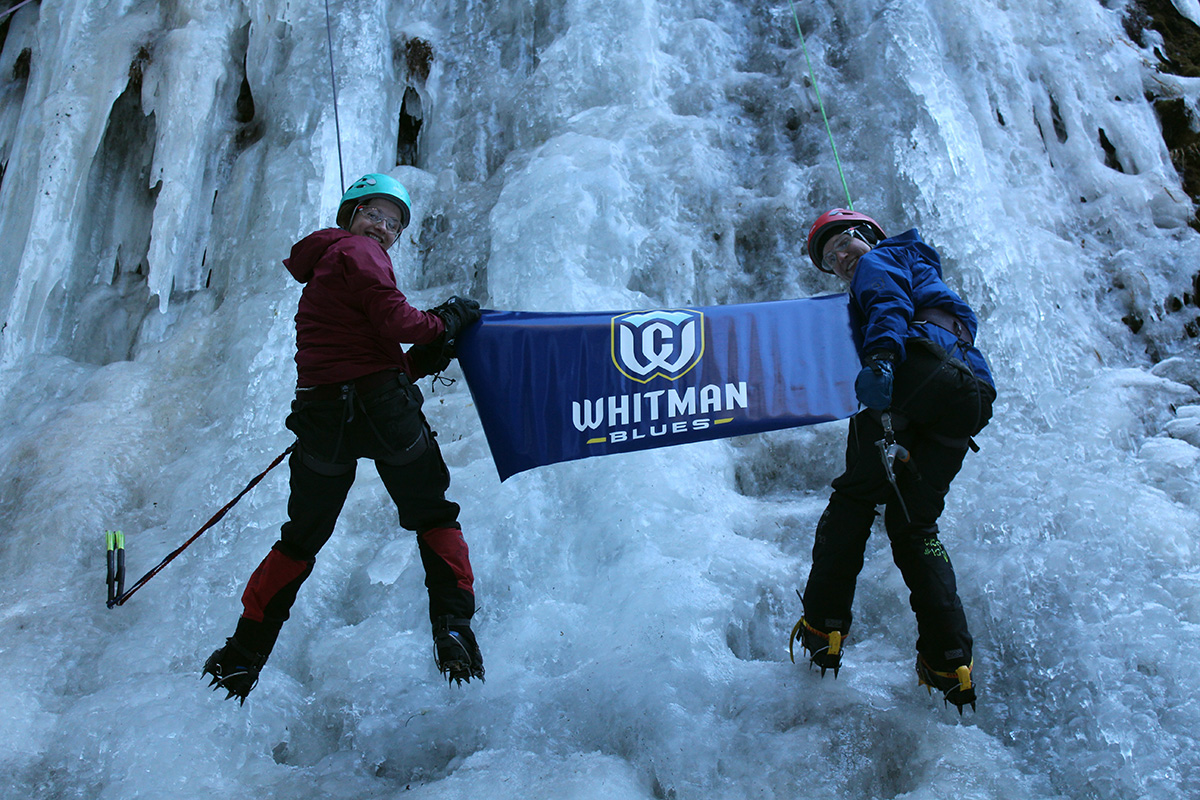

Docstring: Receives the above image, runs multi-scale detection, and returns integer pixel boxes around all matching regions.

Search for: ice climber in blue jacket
[790,208,997,713]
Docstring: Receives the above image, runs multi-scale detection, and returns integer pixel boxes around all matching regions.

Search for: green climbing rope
[788,0,854,209]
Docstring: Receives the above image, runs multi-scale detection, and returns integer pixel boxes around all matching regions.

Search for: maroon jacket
[284,228,445,386]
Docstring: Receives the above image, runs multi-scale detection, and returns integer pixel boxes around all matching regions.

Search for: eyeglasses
[822,226,869,272]
[354,205,403,236]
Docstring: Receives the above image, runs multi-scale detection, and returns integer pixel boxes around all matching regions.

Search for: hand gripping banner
[455,295,860,481]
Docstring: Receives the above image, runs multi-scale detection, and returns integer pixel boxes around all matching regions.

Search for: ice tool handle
[105,530,126,608]
[876,412,912,522]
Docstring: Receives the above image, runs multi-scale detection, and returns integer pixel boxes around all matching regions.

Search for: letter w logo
[611,310,705,383]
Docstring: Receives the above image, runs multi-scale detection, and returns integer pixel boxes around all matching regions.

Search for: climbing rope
[787,0,854,209]
[0,0,38,23]
[323,0,346,189]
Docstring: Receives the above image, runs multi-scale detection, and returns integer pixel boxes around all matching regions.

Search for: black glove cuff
[868,350,895,363]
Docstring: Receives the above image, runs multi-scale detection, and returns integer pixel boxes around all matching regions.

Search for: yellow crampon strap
[789,617,841,663]
[955,664,972,692]
[788,618,804,664]
[918,659,974,694]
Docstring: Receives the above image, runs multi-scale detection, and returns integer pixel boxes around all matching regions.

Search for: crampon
[789,616,844,678]
[917,655,976,714]
[202,637,267,706]
[433,616,484,686]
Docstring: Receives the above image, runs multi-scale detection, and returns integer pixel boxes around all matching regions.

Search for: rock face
[1134,1,1200,225]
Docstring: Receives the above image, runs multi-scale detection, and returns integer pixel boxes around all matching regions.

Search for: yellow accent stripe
[715,418,733,424]
[586,437,607,445]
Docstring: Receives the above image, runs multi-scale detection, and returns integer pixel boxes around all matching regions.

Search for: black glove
[407,338,454,377]
[430,296,481,340]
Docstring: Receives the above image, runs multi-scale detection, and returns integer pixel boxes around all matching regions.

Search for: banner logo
[454,296,861,481]
[611,309,705,383]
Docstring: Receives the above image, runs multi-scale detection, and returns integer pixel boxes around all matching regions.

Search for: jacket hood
[876,228,922,249]
[874,228,943,277]
[284,228,354,283]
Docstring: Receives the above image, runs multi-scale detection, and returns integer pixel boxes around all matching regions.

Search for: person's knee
[825,491,878,522]
[398,496,461,532]
[887,521,942,554]
[273,539,317,564]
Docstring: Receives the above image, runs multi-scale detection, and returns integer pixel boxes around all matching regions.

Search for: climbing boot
[789,617,845,677]
[202,637,267,705]
[916,654,976,714]
[433,616,484,686]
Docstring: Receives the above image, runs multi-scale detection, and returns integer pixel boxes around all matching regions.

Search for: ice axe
[105,444,294,608]
[875,411,912,522]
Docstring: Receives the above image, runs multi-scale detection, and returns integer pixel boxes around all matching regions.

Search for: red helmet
[806,208,886,273]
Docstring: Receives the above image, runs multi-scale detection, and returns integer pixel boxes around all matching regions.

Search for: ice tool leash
[105,444,295,608]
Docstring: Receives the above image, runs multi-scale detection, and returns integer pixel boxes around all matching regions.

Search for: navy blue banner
[455,295,860,481]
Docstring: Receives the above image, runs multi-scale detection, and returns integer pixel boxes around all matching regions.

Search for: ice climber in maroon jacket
[203,173,484,703]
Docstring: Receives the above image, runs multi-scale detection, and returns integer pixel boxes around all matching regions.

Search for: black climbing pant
[802,340,996,670]
[233,370,474,657]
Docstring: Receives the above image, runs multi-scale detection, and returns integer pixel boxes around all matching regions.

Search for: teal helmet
[336,173,412,230]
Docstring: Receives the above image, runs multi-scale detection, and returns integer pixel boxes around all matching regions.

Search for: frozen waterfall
[0,1,1198,798]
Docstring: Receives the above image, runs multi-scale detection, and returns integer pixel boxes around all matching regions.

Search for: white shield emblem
[611,309,705,383]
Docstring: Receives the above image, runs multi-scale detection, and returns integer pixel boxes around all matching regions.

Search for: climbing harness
[106,444,295,608]
[323,0,346,189]
[876,411,912,522]
[787,0,854,208]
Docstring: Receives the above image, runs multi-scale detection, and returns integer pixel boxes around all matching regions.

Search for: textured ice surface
[0,1,1198,799]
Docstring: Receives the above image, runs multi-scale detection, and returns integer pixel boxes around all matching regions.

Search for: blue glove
[855,352,895,410]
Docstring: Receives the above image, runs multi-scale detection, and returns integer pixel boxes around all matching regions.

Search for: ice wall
[0,1,1198,799]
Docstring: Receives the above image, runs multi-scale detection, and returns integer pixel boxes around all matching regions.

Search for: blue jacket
[849,229,994,388]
